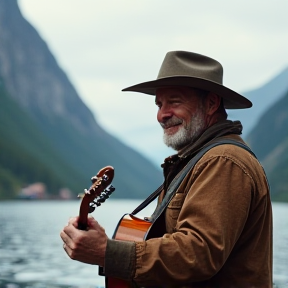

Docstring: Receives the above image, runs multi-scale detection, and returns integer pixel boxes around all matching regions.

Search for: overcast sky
[18,0,288,165]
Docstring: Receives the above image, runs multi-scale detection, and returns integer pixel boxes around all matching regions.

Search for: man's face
[155,87,207,151]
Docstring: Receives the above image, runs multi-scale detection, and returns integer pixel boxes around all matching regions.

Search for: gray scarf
[178,120,243,158]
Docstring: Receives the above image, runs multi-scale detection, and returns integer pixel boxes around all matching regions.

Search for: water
[0,200,287,288]
[0,200,156,288]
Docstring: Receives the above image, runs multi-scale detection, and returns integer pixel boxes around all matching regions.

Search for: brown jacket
[105,134,272,287]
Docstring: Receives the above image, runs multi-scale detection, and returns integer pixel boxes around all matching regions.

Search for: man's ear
[205,92,222,115]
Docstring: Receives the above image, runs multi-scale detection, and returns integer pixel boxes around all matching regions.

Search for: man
[60,51,272,287]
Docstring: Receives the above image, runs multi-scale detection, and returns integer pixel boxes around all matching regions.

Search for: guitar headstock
[78,166,115,230]
[85,166,114,199]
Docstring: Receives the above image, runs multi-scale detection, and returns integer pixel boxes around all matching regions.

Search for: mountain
[246,91,288,202]
[228,67,288,138]
[0,0,163,199]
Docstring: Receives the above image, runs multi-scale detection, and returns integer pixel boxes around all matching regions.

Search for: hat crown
[157,51,223,85]
[122,50,252,109]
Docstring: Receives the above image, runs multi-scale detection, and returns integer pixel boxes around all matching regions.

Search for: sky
[18,0,288,166]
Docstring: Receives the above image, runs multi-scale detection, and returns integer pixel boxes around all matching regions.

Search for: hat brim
[122,76,252,109]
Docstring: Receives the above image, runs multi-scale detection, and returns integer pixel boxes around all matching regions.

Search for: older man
[60,51,272,287]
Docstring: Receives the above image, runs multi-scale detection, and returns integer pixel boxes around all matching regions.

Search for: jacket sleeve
[104,239,136,280]
[132,154,254,286]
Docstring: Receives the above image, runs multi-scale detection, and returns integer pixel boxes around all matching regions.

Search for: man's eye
[170,101,180,105]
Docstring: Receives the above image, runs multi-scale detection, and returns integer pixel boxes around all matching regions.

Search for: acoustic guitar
[78,165,115,230]
[77,166,158,287]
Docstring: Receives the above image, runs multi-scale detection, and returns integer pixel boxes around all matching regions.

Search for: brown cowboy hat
[122,51,252,109]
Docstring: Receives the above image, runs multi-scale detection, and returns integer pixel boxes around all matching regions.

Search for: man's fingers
[68,216,79,227]
[60,223,79,249]
[66,216,101,231]
[87,217,104,231]
[62,239,75,259]
[60,229,72,247]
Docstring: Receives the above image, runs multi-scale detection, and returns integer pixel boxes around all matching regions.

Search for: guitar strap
[131,138,256,221]
[131,183,164,215]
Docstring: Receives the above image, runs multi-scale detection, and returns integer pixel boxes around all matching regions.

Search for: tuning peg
[97,196,107,203]
[84,189,90,195]
[88,205,96,213]
[92,200,102,207]
[109,185,115,192]
[91,176,98,183]
[102,174,109,181]
[105,185,115,195]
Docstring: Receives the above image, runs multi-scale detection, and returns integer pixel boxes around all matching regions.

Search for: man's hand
[60,216,108,266]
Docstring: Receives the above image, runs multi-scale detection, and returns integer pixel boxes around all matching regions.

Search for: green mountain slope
[0,81,86,199]
[246,91,288,202]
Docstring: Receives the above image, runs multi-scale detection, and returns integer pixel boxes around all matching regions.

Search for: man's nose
[157,106,173,123]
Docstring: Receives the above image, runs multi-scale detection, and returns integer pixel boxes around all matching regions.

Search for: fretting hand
[60,216,108,267]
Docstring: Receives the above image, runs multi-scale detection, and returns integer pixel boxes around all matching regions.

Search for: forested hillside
[0,80,86,198]
[247,91,288,202]
[229,67,288,138]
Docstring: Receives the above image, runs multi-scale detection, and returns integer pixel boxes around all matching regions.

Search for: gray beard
[162,109,206,151]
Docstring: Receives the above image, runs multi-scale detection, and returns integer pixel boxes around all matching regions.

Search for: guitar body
[113,214,153,241]
[105,214,153,288]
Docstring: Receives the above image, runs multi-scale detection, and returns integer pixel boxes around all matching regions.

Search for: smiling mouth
[164,123,181,130]
[160,119,183,130]
[160,120,183,135]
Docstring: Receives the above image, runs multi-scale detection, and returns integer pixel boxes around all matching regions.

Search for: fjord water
[0,200,287,288]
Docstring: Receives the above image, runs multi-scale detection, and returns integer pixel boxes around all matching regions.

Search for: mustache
[160,117,183,129]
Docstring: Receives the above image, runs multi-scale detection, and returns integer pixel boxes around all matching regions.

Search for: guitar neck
[78,217,88,230]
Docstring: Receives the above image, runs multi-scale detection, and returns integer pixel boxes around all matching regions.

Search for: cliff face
[0,0,163,199]
[0,0,97,134]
